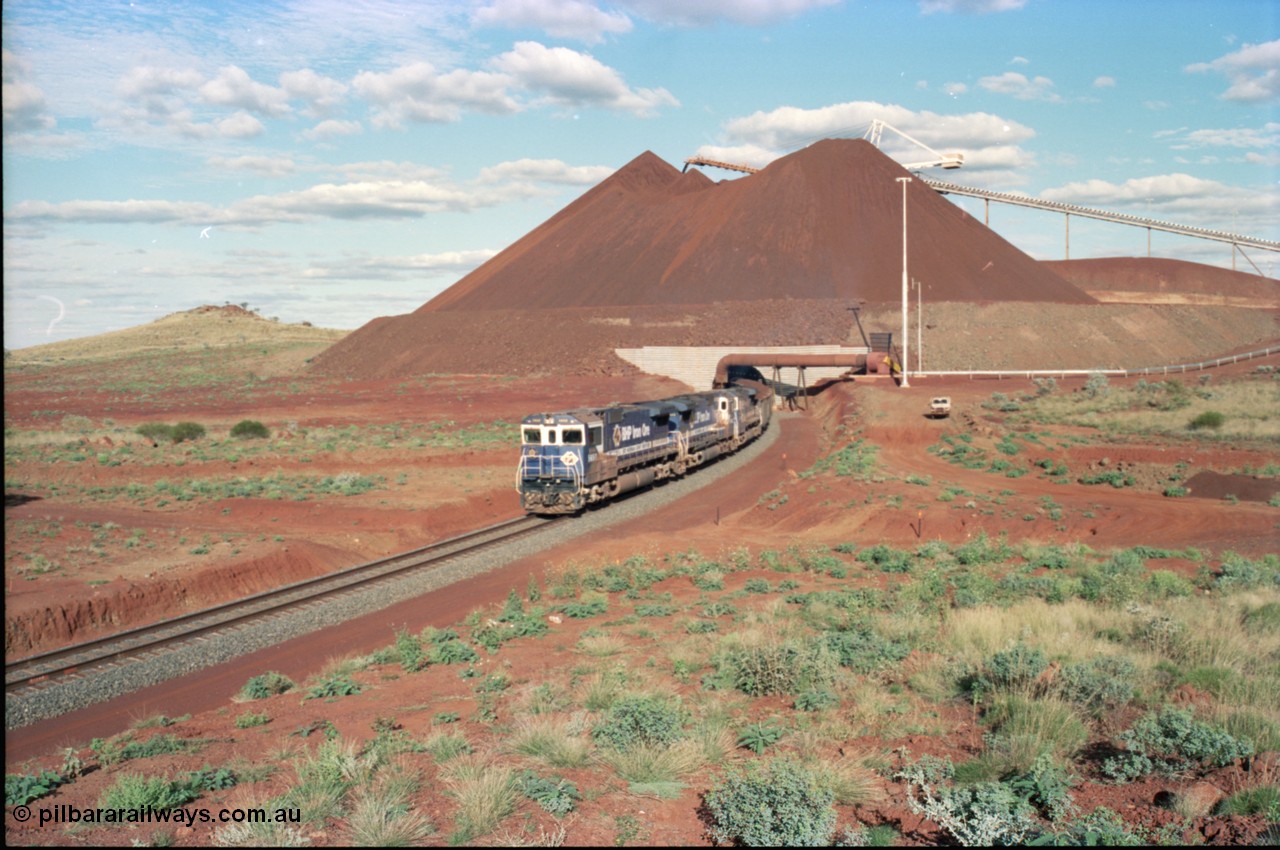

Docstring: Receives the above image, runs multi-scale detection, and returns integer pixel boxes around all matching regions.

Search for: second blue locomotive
[517,385,771,514]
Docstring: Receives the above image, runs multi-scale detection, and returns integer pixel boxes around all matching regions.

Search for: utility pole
[896,176,912,388]
[913,278,922,374]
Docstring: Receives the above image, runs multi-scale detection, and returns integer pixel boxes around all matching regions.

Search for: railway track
[5,515,553,698]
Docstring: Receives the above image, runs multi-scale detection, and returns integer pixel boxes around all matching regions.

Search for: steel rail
[5,515,552,694]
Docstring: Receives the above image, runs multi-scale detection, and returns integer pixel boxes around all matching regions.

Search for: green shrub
[721,634,837,696]
[429,638,479,665]
[983,644,1048,690]
[1188,411,1224,430]
[823,627,911,675]
[1008,754,1076,822]
[91,733,198,764]
[856,544,912,573]
[1056,656,1135,710]
[897,756,1038,846]
[170,421,206,443]
[135,422,174,442]
[954,531,1012,566]
[306,674,362,700]
[1102,706,1254,782]
[1040,807,1147,846]
[238,671,295,700]
[395,629,426,671]
[5,770,66,806]
[592,695,686,751]
[705,759,836,846]
[234,712,271,729]
[737,721,785,755]
[183,766,237,791]
[98,773,200,811]
[518,771,580,817]
[794,689,839,712]
[230,419,270,439]
[557,594,608,618]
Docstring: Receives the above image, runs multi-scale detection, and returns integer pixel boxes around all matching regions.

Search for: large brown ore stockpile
[312,139,1102,378]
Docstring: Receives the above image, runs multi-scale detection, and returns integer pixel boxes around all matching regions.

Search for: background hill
[7,305,347,376]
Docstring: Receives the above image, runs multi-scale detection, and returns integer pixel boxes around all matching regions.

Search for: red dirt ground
[6,371,1279,847]
[5,140,1278,845]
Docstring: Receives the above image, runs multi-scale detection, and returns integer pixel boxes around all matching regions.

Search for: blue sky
[3,0,1277,350]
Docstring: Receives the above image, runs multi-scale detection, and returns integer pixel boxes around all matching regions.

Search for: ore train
[517,383,773,515]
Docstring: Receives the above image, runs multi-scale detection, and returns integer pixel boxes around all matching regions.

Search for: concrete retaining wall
[615,345,871,390]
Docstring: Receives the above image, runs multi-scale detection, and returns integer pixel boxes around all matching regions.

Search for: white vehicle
[929,397,952,418]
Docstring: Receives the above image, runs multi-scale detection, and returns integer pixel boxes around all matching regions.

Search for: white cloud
[9,198,218,225]
[1245,151,1280,167]
[199,65,292,117]
[490,41,678,116]
[208,155,298,178]
[471,0,633,43]
[919,0,1027,14]
[1186,39,1280,103]
[623,0,840,27]
[280,69,349,116]
[1170,123,1280,150]
[943,82,968,96]
[217,111,266,138]
[352,62,519,127]
[978,71,1061,102]
[1093,76,1116,88]
[477,158,614,184]
[2,49,56,133]
[1040,173,1279,229]
[302,249,499,280]
[116,65,204,100]
[1009,55,1030,65]
[719,100,1034,155]
[7,164,568,229]
[303,119,364,141]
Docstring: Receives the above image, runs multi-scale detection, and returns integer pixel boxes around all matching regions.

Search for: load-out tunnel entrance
[712,351,891,409]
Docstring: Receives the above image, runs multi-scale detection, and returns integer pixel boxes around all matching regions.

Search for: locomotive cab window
[589,426,603,447]
[522,429,541,444]
[561,428,584,445]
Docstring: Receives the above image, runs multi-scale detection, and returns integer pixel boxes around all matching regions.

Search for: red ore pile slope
[427,138,1091,310]
[312,139,1103,378]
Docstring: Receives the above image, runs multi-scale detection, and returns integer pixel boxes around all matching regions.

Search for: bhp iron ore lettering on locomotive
[517,384,773,514]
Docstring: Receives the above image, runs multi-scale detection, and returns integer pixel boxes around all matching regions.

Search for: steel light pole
[896,176,911,387]
[913,277,922,374]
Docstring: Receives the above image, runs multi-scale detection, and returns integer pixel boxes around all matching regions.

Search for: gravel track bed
[5,417,784,730]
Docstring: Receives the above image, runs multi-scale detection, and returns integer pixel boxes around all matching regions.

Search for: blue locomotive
[517,385,772,514]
